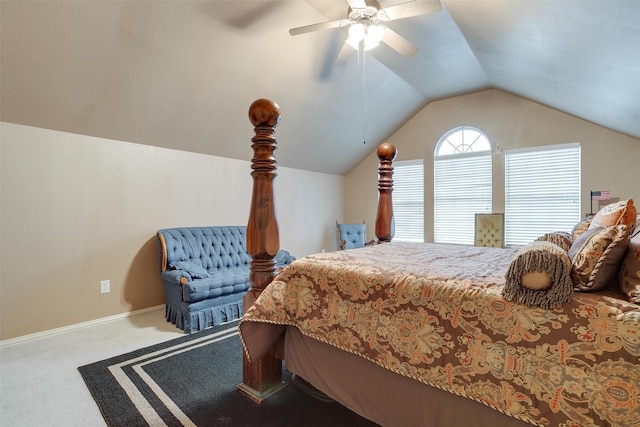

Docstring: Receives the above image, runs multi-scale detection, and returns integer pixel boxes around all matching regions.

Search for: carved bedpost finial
[248,98,281,128]
[377,142,397,161]
[246,98,281,307]
[375,143,397,243]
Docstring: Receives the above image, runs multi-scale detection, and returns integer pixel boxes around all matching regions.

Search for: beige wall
[3,89,638,340]
[346,89,640,241]
[0,122,343,340]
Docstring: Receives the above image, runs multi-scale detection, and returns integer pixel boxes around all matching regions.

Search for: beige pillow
[619,225,640,304]
[589,199,637,231]
[569,225,629,292]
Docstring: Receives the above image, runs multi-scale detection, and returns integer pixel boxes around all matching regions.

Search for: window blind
[504,143,581,247]
[434,153,492,245]
[393,160,424,242]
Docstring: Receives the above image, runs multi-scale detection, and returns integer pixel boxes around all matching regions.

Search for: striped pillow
[569,225,630,292]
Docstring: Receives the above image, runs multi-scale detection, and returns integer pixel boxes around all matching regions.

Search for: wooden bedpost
[244,98,281,308]
[375,142,397,242]
[238,98,286,402]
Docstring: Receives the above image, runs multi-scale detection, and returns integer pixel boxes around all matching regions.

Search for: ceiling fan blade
[346,0,367,9]
[289,19,349,36]
[378,0,442,21]
[335,42,354,66]
[381,27,418,57]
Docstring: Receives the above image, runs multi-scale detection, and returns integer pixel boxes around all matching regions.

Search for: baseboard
[0,305,165,348]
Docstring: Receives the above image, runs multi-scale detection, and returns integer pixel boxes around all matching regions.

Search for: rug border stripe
[108,363,169,426]
[132,332,238,427]
[78,323,239,427]
[107,328,238,426]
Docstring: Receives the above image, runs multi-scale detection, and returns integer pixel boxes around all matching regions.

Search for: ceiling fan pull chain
[361,42,367,145]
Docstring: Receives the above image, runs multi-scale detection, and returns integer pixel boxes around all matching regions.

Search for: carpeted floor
[78,322,377,427]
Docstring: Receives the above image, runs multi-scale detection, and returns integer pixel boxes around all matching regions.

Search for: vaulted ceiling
[2,0,639,175]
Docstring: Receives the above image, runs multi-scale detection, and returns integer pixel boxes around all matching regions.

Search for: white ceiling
[2,0,639,175]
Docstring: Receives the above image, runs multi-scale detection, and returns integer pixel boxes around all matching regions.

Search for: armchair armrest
[160,270,192,285]
[275,249,296,266]
[161,260,211,285]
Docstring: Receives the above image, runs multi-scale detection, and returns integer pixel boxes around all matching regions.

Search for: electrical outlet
[100,280,110,294]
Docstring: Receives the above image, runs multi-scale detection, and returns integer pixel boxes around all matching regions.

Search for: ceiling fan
[289,0,442,64]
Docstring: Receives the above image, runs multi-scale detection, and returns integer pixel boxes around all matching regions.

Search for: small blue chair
[336,220,367,250]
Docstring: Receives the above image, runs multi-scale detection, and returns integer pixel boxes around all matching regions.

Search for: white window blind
[393,160,424,242]
[504,143,581,247]
[434,152,492,245]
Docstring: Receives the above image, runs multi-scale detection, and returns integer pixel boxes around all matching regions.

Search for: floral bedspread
[239,242,640,427]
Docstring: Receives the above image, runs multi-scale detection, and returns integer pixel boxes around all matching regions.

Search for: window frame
[393,159,425,242]
[504,142,581,247]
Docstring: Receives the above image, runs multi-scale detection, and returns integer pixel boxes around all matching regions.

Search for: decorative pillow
[503,241,573,309]
[620,226,640,304]
[169,261,210,279]
[535,231,572,252]
[569,225,629,292]
[589,199,637,231]
[571,216,593,242]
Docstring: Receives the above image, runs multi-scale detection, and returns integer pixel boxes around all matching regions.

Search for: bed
[237,99,640,427]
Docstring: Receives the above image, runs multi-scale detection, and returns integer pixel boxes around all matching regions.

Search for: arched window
[436,127,491,156]
[434,126,492,245]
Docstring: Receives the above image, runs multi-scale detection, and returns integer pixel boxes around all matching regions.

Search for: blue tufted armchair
[336,220,368,250]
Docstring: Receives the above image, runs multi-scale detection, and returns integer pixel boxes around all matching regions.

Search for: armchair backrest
[336,221,366,250]
[474,213,505,248]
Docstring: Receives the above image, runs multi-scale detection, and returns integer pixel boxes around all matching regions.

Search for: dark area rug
[78,322,377,427]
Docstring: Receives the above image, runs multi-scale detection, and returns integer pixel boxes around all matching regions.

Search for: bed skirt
[284,326,532,427]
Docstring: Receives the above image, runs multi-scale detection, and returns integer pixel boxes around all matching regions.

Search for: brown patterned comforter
[239,242,640,427]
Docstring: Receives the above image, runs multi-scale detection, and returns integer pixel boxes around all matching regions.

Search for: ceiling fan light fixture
[347,23,386,51]
[290,0,437,58]
[364,38,380,50]
[348,23,366,44]
[365,24,385,49]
